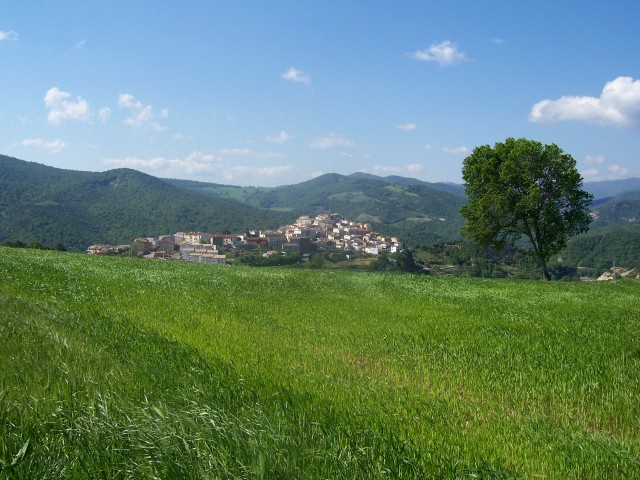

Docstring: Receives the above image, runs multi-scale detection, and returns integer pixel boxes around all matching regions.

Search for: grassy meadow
[1,246,639,478]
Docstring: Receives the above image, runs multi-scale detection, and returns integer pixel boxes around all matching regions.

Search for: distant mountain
[350,173,640,201]
[590,190,640,228]
[585,178,640,200]
[348,172,467,196]
[0,155,290,250]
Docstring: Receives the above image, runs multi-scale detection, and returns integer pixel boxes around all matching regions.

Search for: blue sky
[1,1,639,187]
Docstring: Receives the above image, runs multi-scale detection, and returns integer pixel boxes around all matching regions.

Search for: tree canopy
[460,137,593,280]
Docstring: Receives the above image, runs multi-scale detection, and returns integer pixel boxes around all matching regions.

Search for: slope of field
[1,248,640,478]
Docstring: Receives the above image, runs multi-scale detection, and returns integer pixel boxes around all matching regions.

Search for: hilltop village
[87,213,403,265]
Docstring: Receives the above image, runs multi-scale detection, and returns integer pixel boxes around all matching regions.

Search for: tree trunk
[539,257,551,281]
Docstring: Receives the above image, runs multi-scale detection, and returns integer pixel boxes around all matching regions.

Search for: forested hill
[0,155,290,250]
[168,172,467,246]
[2,154,640,263]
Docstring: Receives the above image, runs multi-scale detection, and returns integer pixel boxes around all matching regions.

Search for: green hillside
[171,173,467,245]
[3,154,640,270]
[590,191,640,228]
[1,247,639,478]
[0,155,290,250]
[561,223,640,272]
[348,171,468,196]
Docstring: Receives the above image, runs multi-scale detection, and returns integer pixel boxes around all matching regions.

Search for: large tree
[460,137,593,280]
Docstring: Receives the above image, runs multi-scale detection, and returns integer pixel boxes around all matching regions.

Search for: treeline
[1,240,68,251]
[417,242,577,280]
[234,249,420,273]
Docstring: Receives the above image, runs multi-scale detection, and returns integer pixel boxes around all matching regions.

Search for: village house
[180,243,226,264]
[87,244,117,255]
[181,232,211,245]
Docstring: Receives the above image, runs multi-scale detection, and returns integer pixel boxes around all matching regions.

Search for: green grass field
[1,247,639,478]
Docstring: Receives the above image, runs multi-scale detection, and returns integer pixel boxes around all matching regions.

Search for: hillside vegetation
[2,154,639,273]
[0,155,290,250]
[169,173,467,246]
[1,247,639,478]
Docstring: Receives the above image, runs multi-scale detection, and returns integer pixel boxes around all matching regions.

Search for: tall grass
[1,246,639,478]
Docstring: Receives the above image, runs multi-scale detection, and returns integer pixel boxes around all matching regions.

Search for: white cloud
[104,151,220,175]
[20,138,67,154]
[395,122,417,131]
[218,148,253,156]
[607,163,630,178]
[585,154,605,165]
[582,160,635,181]
[282,67,310,85]
[443,146,469,155]
[98,107,111,123]
[227,165,294,178]
[492,38,505,44]
[0,30,18,42]
[44,87,91,125]
[118,93,168,131]
[367,163,424,176]
[582,169,602,181]
[529,76,640,127]
[310,133,356,149]
[266,130,291,144]
[411,41,468,67]
[75,40,86,50]
[218,148,284,161]
[424,144,433,150]
[103,151,293,185]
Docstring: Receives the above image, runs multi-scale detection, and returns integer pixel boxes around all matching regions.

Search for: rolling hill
[169,172,467,246]
[0,155,290,250]
[2,154,640,266]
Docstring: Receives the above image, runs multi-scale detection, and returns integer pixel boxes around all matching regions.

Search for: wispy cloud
[103,151,293,185]
[581,155,634,181]
[218,148,253,157]
[582,169,601,181]
[0,30,18,42]
[584,154,605,165]
[530,76,640,127]
[98,107,111,123]
[118,93,168,131]
[442,146,469,155]
[75,39,86,50]
[310,133,356,149]
[411,41,468,67]
[223,149,284,161]
[266,130,291,144]
[44,87,91,125]
[607,163,631,178]
[366,163,424,176]
[282,67,310,85]
[226,165,294,179]
[104,151,220,175]
[20,138,67,154]
[395,122,417,131]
